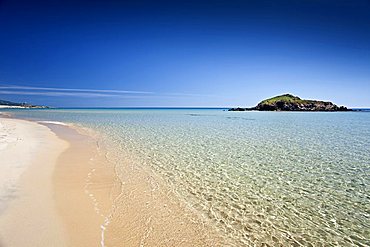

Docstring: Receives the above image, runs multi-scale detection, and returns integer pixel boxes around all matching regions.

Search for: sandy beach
[0,116,116,246]
[50,123,118,247]
[0,116,223,246]
[0,117,69,246]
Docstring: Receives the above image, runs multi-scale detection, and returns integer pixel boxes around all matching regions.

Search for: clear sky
[0,0,369,107]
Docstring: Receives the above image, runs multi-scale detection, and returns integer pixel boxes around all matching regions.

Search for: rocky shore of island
[229,94,352,111]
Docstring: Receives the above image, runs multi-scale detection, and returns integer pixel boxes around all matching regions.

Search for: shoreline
[57,122,225,246]
[0,116,224,246]
[96,130,225,246]
[0,116,115,246]
[50,123,118,247]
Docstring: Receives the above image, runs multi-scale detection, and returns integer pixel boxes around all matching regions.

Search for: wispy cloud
[0,90,128,97]
[0,84,217,98]
[0,85,153,94]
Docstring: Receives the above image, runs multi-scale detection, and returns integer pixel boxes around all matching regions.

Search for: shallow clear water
[7,108,370,246]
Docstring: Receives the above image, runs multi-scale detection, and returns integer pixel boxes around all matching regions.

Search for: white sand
[0,117,69,246]
[0,118,40,212]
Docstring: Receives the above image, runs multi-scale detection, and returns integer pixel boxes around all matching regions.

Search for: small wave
[226,116,255,120]
[100,217,110,247]
[186,114,215,117]
[38,121,69,126]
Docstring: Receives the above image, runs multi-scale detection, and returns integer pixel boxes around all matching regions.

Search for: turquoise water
[7,108,370,246]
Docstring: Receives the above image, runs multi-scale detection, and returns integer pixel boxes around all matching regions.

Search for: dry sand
[0,117,69,246]
[0,117,116,247]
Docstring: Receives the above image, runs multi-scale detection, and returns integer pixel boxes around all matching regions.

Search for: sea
[5,108,370,246]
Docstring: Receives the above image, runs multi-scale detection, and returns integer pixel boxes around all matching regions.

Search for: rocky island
[0,99,48,109]
[229,94,351,111]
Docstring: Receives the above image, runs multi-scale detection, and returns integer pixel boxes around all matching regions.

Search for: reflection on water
[9,109,370,246]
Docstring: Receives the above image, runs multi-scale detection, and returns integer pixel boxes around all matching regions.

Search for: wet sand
[50,124,119,247]
[103,153,224,246]
[52,124,224,246]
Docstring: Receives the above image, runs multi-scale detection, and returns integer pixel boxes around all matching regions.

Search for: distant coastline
[0,99,48,109]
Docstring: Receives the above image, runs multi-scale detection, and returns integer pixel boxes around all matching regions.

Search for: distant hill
[0,99,47,108]
[229,94,351,111]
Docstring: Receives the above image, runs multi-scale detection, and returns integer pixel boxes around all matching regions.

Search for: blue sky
[0,0,369,107]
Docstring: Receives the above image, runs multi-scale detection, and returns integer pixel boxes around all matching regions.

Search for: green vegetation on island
[229,94,351,111]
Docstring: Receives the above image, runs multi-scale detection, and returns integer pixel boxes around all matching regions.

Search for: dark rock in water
[229,107,248,111]
[229,94,352,112]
